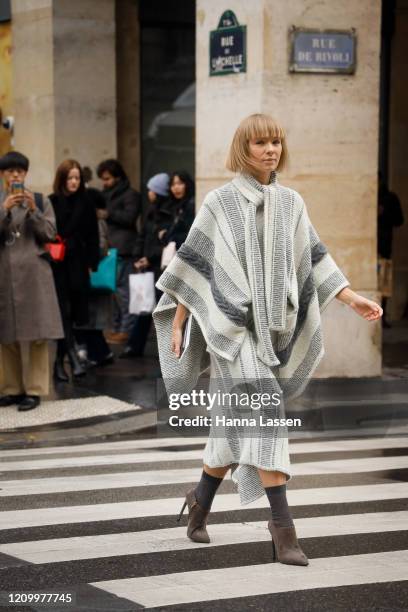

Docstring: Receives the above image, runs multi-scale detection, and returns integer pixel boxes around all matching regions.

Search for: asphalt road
[0,430,407,611]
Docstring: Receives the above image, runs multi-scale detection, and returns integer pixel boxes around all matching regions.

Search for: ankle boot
[177,488,210,543]
[67,348,86,378]
[268,520,309,566]
[53,357,69,382]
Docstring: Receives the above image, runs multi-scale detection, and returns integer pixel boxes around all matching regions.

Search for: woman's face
[3,167,27,190]
[248,135,282,174]
[170,176,186,200]
[66,167,81,193]
[147,190,157,203]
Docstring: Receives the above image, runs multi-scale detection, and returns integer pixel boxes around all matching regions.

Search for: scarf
[232,172,296,366]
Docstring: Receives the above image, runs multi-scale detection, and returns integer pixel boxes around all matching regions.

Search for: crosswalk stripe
[0,483,406,530]
[90,550,408,607]
[1,434,407,459]
[1,511,406,564]
[1,454,407,496]
[0,437,209,457]
[0,450,204,470]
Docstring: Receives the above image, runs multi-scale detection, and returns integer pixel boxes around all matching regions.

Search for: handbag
[129,271,156,314]
[90,248,118,293]
[45,235,66,262]
[160,241,177,270]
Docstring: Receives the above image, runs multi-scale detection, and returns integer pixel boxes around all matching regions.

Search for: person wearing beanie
[146,173,171,198]
[120,173,171,359]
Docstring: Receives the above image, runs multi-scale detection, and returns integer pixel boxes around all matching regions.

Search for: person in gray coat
[0,151,63,411]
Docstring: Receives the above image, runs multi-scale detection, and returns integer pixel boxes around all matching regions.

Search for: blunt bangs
[242,114,285,143]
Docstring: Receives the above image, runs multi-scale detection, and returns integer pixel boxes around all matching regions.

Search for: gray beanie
[147,172,170,197]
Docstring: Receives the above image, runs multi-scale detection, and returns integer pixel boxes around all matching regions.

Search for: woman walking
[153,114,382,566]
[49,160,100,381]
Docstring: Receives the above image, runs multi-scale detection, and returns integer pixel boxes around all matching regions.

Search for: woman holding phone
[153,114,382,566]
[0,151,63,411]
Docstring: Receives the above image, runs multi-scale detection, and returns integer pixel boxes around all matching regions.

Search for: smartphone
[11,182,24,195]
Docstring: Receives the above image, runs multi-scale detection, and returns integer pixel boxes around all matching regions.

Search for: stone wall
[11,0,116,193]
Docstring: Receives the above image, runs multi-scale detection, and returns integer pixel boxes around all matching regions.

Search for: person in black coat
[49,159,100,380]
[97,159,142,343]
[158,170,195,249]
[120,173,171,359]
[377,176,404,327]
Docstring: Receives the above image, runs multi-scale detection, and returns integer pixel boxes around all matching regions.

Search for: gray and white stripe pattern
[153,173,350,506]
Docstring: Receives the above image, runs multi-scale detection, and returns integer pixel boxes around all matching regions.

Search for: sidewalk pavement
[1,324,408,449]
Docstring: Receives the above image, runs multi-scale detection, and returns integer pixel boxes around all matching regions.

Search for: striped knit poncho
[153,172,349,400]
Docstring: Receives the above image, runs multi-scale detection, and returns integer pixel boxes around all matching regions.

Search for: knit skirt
[202,329,291,506]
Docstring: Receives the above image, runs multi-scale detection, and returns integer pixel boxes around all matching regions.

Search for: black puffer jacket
[160,196,195,249]
[137,196,177,270]
[103,178,142,257]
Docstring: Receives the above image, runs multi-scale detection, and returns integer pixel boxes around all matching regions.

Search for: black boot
[65,328,86,378]
[67,347,86,378]
[54,340,69,382]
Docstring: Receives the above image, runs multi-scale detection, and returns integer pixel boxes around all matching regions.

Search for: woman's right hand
[171,324,183,358]
[171,303,189,358]
[3,193,23,210]
[134,257,149,271]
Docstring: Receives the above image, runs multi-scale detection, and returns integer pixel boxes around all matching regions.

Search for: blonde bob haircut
[226,113,288,174]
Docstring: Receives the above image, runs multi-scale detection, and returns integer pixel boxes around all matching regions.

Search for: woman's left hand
[24,190,36,212]
[349,294,383,321]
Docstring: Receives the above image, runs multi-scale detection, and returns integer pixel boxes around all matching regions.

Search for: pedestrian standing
[120,173,170,359]
[49,160,100,381]
[74,186,114,367]
[97,159,142,344]
[377,174,404,327]
[0,151,63,410]
[158,170,195,249]
[153,114,383,565]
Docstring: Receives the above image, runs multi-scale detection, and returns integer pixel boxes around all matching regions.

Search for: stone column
[116,0,141,190]
[196,0,382,377]
[11,0,116,193]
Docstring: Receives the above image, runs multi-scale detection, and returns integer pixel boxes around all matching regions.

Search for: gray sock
[194,470,223,511]
[265,483,294,528]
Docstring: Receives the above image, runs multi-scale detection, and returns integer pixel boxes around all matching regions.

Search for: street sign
[289,27,356,74]
[209,10,246,76]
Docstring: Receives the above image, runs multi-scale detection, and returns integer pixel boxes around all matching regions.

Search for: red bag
[45,235,66,262]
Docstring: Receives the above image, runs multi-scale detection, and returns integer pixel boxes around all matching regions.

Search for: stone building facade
[1,0,407,377]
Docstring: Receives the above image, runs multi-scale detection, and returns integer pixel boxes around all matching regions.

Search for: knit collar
[241,170,278,191]
[232,171,278,207]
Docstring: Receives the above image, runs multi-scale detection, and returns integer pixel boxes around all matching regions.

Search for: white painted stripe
[2,512,406,564]
[1,434,407,459]
[0,483,406,530]
[91,550,408,607]
[1,455,407,488]
[0,437,209,457]
[0,450,205,471]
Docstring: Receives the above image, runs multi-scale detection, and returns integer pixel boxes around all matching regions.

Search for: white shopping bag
[129,272,156,314]
[160,241,177,270]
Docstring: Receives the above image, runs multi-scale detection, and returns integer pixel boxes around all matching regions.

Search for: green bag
[90,248,118,293]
